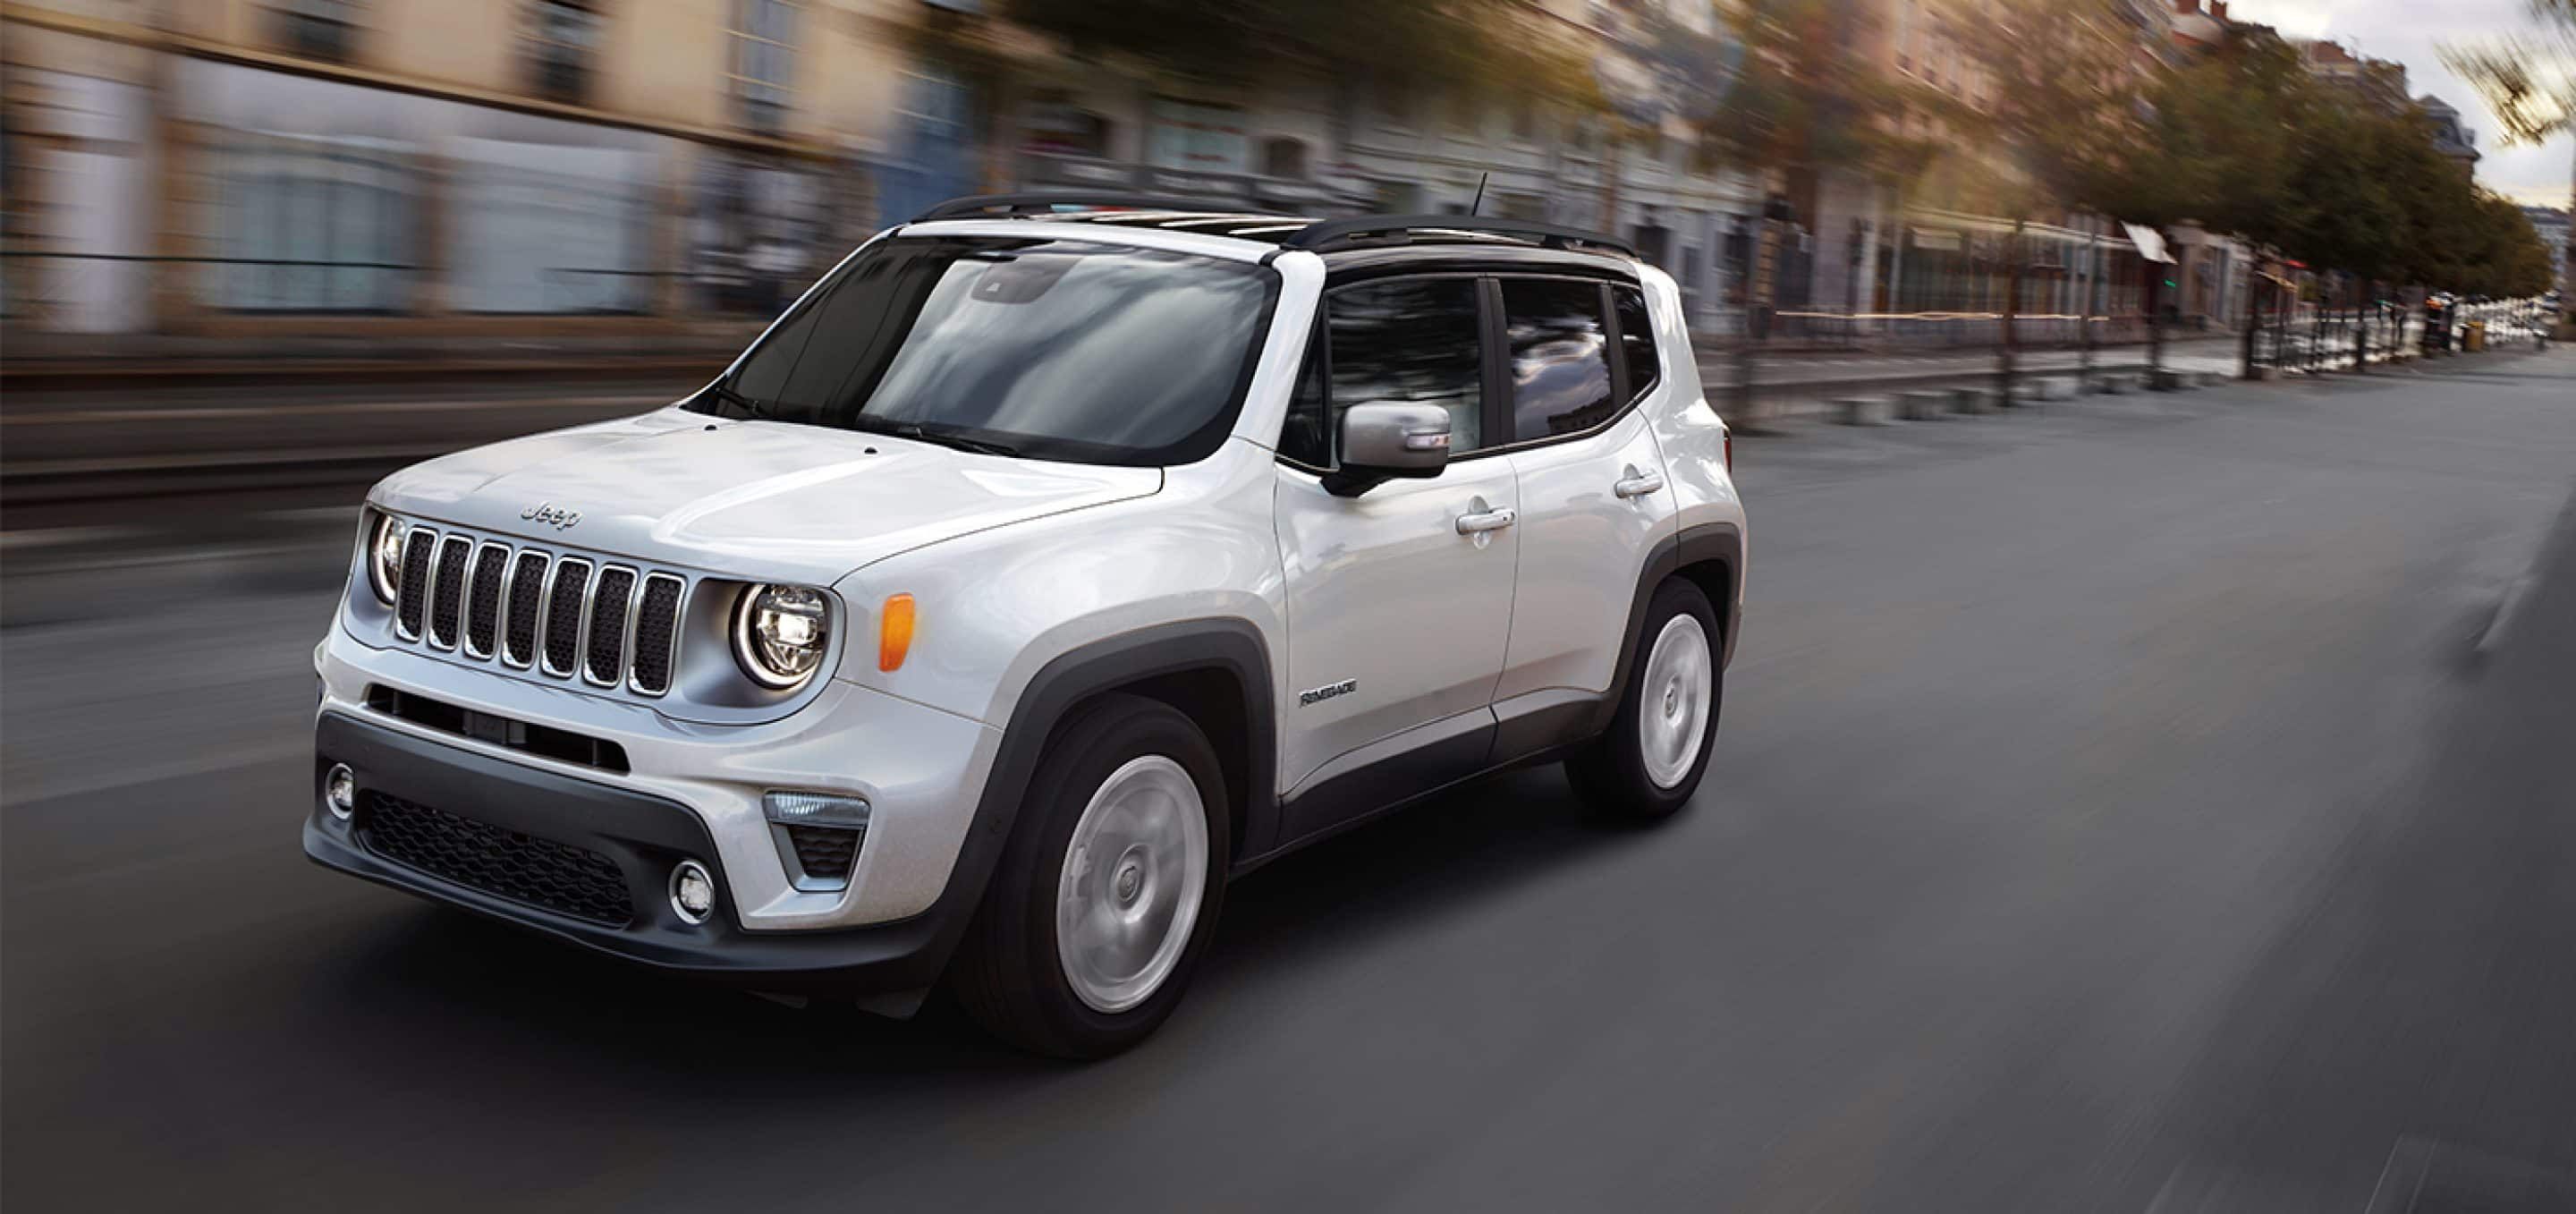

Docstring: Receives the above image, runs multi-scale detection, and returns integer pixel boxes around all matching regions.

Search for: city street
[5,351,2574,1210]
[0,335,2247,535]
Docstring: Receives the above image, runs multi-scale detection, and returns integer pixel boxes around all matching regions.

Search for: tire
[1567,577,1723,822]
[952,692,1229,1058]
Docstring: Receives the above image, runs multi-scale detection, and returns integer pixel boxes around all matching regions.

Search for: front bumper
[306,712,961,992]
[316,622,1001,931]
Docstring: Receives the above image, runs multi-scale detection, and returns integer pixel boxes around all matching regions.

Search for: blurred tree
[1959,0,2149,388]
[2277,106,2408,285]
[2441,0,2575,146]
[1957,0,2144,219]
[2105,26,2318,245]
[1699,0,1939,197]
[1690,0,1937,415]
[2442,0,2572,317]
[2368,111,2486,290]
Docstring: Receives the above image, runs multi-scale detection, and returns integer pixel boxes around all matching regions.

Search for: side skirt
[1232,687,1612,878]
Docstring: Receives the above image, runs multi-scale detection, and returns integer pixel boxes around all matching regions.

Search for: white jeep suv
[306,196,1747,1057]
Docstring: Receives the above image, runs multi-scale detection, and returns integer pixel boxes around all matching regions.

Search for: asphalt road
[6,351,2575,1212]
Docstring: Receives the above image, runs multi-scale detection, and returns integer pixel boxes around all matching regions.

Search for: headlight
[366,514,407,605]
[733,583,831,689]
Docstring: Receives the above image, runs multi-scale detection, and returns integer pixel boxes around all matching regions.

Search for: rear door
[1495,276,1674,711]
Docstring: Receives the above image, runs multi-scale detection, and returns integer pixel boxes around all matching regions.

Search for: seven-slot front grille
[389,525,687,698]
[463,542,508,658]
[630,574,684,695]
[542,557,592,676]
[394,531,436,639]
[503,550,548,666]
[584,567,637,685]
[427,535,471,649]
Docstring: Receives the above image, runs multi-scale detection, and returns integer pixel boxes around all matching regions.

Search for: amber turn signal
[878,593,915,672]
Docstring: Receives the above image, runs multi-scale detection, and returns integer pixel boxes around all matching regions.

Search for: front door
[1272,274,1517,829]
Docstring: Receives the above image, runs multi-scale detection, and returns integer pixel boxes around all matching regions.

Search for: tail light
[1724,432,1734,474]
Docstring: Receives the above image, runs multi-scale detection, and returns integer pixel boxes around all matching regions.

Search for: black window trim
[1274,269,1665,475]
[1609,280,1662,408]
[1487,272,1655,454]
[1274,270,1502,477]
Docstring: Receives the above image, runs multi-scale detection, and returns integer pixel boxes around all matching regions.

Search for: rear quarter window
[1614,284,1661,403]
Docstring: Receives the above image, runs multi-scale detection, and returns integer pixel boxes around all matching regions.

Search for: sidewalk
[0,327,760,389]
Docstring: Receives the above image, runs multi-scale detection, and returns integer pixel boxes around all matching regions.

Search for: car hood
[370,410,1162,584]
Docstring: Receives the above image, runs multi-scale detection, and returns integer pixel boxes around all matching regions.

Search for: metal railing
[1,251,786,326]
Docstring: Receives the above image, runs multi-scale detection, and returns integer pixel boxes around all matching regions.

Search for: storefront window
[1146,99,1248,174]
[1258,137,1308,181]
[447,137,653,313]
[208,131,416,312]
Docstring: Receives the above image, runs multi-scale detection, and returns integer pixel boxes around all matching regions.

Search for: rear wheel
[1568,578,1722,822]
[953,693,1228,1058]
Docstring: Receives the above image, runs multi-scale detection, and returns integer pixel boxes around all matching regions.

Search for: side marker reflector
[879,593,915,672]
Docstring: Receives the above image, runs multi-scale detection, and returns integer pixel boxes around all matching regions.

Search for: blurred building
[950,0,1768,335]
[2165,0,2229,58]
[2295,38,2412,115]
[2,0,1784,339]
[2,0,915,340]
[1,0,2224,346]
[2522,205,2570,300]
[2416,95,2483,173]
[1843,0,2250,337]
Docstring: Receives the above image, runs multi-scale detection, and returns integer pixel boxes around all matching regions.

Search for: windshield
[688,235,1278,466]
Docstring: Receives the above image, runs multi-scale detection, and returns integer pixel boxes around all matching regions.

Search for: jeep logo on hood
[521,502,582,531]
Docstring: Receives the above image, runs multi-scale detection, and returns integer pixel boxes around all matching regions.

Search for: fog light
[669,861,716,924]
[324,763,357,819]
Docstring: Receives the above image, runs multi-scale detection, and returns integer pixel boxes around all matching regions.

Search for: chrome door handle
[1455,507,1517,535]
[1614,470,1665,499]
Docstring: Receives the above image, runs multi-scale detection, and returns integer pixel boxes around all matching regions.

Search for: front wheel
[1568,578,1722,822]
[952,693,1228,1058]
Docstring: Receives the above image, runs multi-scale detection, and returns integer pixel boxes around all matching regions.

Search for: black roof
[909,192,1638,261]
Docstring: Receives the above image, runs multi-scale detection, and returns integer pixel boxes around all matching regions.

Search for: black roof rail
[1281,214,1638,259]
[911,192,1288,223]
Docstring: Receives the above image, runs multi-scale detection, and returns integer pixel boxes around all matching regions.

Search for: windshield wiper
[706,382,772,420]
[861,419,1019,458]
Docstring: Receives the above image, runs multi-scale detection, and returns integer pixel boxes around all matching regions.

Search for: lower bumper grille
[785,824,862,884]
[359,791,634,927]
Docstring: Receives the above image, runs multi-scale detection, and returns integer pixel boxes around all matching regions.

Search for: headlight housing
[733,583,831,690]
[366,514,407,605]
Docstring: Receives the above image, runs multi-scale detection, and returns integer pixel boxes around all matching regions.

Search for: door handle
[1614,467,1665,499]
[1455,507,1517,535]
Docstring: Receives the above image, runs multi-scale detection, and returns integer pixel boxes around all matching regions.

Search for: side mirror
[1324,402,1451,497]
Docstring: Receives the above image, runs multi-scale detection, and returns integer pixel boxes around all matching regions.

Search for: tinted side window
[1326,276,1487,454]
[1614,284,1660,402]
[1502,277,1614,440]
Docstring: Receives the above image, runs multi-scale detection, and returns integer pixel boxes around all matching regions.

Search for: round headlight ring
[367,514,407,606]
[733,583,830,691]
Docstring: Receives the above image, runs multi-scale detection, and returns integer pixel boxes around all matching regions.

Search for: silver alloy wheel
[1055,754,1209,1014]
[1639,613,1714,790]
